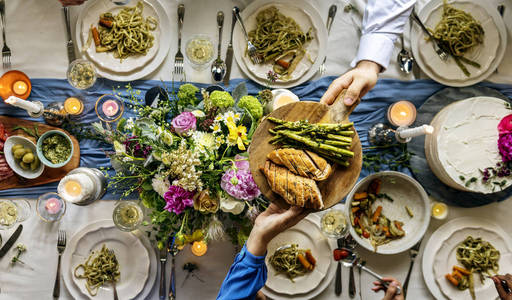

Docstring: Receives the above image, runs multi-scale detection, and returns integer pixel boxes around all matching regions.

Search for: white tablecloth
[1,0,512,299]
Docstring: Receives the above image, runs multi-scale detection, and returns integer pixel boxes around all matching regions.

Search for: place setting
[0,0,512,299]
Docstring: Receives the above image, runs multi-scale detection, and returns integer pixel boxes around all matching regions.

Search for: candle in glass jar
[64,97,84,115]
[191,240,208,256]
[102,100,119,117]
[45,197,62,214]
[12,81,28,95]
[387,101,417,127]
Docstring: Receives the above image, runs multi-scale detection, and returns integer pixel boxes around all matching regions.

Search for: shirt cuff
[351,33,396,71]
[240,244,266,268]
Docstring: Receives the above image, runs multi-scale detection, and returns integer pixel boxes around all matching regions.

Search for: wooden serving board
[249,91,363,210]
[0,116,80,190]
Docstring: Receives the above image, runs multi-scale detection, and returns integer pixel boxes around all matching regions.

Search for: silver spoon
[397,34,414,74]
[111,0,130,5]
[211,11,226,82]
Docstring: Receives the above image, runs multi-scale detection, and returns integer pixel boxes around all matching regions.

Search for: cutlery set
[160,235,178,300]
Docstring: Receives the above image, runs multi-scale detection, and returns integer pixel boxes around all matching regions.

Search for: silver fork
[319,4,337,75]
[0,0,11,69]
[410,10,448,61]
[402,240,422,298]
[108,249,119,300]
[173,4,185,81]
[53,230,67,298]
[233,7,261,64]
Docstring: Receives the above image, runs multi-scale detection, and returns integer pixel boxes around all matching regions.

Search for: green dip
[42,134,71,164]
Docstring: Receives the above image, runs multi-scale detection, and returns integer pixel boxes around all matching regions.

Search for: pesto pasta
[74,244,120,296]
[269,244,314,282]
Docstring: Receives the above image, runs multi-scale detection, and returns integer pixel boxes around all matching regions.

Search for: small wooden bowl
[249,91,363,210]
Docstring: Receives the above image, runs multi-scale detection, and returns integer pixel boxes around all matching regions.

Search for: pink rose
[498,114,512,135]
[172,112,196,134]
[234,154,250,171]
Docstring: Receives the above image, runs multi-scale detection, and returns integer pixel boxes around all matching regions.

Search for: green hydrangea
[238,95,263,120]
[210,91,234,108]
[177,84,199,107]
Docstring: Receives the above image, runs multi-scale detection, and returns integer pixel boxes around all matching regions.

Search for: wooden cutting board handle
[328,89,360,124]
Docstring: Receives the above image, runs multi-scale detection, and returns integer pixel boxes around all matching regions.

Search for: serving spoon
[211,11,226,82]
[397,34,414,74]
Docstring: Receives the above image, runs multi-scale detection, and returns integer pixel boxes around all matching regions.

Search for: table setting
[0,0,512,299]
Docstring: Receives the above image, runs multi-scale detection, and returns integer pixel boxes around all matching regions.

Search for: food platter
[249,92,362,210]
[422,217,512,300]
[411,0,507,87]
[261,214,336,300]
[75,0,172,81]
[345,171,430,255]
[233,0,327,88]
[62,219,157,300]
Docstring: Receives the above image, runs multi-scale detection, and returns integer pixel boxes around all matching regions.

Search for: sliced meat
[266,148,332,181]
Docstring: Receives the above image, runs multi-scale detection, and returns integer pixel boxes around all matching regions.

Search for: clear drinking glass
[0,199,32,230]
[320,209,348,238]
[113,201,144,232]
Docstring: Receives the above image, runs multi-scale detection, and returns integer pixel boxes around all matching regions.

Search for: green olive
[22,152,35,164]
[14,148,28,159]
[11,144,24,153]
[19,161,29,170]
[30,156,40,170]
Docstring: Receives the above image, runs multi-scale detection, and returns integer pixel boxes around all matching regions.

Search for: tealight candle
[191,240,208,256]
[102,100,119,117]
[64,97,84,115]
[431,202,448,220]
[45,197,62,215]
[64,179,82,197]
[12,80,28,95]
[387,101,417,127]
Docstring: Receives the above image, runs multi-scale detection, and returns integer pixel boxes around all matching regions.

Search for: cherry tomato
[362,231,370,238]
[333,249,350,261]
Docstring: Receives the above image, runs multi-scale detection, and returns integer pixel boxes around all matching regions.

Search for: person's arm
[217,204,308,300]
[321,0,416,106]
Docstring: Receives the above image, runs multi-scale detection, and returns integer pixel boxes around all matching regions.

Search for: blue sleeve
[216,244,267,300]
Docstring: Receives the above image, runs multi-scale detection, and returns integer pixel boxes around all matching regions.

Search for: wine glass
[113,201,144,232]
[320,208,348,238]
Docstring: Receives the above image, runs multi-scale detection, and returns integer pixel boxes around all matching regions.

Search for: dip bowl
[36,130,74,168]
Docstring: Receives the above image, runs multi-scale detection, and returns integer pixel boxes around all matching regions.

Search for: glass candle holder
[113,201,144,232]
[36,192,66,222]
[0,199,32,230]
[387,101,417,127]
[0,70,32,100]
[95,94,124,123]
[191,240,208,256]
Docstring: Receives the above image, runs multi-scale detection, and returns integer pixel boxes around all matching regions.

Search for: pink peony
[498,114,512,135]
[234,154,250,171]
[498,133,512,163]
[221,168,260,201]
[164,185,195,215]
[171,112,196,134]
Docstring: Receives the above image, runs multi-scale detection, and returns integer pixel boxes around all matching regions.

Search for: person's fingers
[255,290,267,300]
[320,74,352,105]
[382,280,399,300]
[344,76,367,106]
[493,276,508,299]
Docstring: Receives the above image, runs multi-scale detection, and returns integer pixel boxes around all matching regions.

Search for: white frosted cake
[425,96,512,194]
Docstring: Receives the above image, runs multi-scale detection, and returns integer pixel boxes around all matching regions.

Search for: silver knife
[223,7,237,86]
[0,224,23,258]
[168,236,177,300]
[62,7,76,64]
[159,246,167,300]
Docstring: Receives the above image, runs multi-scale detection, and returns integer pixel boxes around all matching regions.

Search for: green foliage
[362,144,414,172]
[177,83,200,107]
[238,95,263,120]
[210,91,235,108]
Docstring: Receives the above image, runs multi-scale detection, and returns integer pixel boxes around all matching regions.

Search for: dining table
[0,0,511,299]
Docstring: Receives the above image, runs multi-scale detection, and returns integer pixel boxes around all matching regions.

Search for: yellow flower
[227,121,248,150]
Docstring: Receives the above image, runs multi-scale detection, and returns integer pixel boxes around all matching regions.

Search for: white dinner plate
[422,217,512,300]
[75,0,172,81]
[265,218,331,295]
[433,227,512,300]
[80,0,160,73]
[346,171,431,255]
[233,0,327,89]
[62,220,157,300]
[411,0,507,87]
[261,214,336,300]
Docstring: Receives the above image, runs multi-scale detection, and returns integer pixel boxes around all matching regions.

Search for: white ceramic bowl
[4,136,44,179]
[345,171,430,254]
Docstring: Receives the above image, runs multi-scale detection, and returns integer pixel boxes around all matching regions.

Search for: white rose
[160,130,174,146]
[219,193,245,215]
[191,110,206,118]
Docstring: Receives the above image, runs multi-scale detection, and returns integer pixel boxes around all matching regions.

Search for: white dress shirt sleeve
[351,0,416,70]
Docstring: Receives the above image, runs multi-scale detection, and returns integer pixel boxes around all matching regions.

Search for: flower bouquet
[93,83,271,249]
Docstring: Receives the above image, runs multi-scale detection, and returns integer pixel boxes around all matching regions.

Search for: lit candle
[64,97,84,115]
[5,95,43,114]
[397,125,434,140]
[387,101,417,127]
[102,100,119,117]
[191,240,208,256]
[12,80,28,95]
[64,180,82,197]
[431,202,448,220]
[45,197,62,214]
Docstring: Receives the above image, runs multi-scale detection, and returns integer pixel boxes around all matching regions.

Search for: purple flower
[221,168,260,201]
[124,136,152,158]
[163,185,195,215]
[234,154,250,171]
[498,133,512,163]
[171,112,196,135]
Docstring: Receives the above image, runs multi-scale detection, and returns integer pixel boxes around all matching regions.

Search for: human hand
[320,60,380,107]
[493,274,512,300]
[372,277,404,300]
[255,290,267,300]
[246,203,309,256]
[58,0,87,6]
